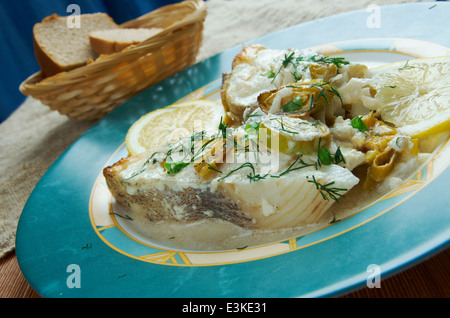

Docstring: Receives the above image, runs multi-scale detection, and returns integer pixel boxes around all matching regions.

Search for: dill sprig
[218,162,253,181]
[398,60,415,71]
[124,151,159,180]
[109,212,133,221]
[329,215,341,224]
[246,113,263,118]
[307,175,347,202]
[271,155,317,178]
[287,81,342,114]
[215,160,270,183]
[217,116,229,138]
[307,55,350,69]
[207,163,222,174]
[332,147,346,165]
[248,171,270,183]
[191,136,219,163]
[317,137,346,167]
[164,118,230,175]
[264,52,350,84]
[310,81,343,106]
[269,51,308,84]
[277,117,300,135]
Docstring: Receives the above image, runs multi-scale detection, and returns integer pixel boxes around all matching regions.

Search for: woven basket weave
[20,0,207,120]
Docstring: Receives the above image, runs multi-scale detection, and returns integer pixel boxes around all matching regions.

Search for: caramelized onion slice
[258,81,339,119]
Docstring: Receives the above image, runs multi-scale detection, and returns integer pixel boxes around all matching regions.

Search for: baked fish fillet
[221,44,341,122]
[103,147,359,232]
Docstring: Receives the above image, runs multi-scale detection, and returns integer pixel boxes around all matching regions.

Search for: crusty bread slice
[33,13,119,77]
[89,28,163,55]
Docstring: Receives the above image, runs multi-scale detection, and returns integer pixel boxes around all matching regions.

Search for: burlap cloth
[0,0,424,258]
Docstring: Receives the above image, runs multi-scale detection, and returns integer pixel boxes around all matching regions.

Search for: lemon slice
[126,100,226,156]
[366,56,450,138]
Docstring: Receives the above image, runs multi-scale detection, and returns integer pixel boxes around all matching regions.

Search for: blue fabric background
[0,0,181,122]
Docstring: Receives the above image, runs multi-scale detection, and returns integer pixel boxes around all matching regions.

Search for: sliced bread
[89,28,163,55]
[33,13,119,77]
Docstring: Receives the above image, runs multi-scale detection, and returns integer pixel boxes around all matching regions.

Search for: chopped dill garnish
[215,161,269,183]
[81,243,92,250]
[218,162,255,181]
[217,116,229,138]
[246,113,263,118]
[191,137,218,163]
[109,212,134,221]
[317,137,346,166]
[307,175,347,202]
[333,146,346,165]
[248,171,270,183]
[282,52,296,68]
[329,215,341,224]
[124,152,159,180]
[310,81,343,105]
[291,70,302,82]
[271,156,317,178]
[276,117,300,135]
[264,52,350,84]
[307,55,350,69]
[268,51,306,84]
[269,52,298,84]
[399,60,415,70]
[161,118,232,175]
[325,84,343,105]
[279,127,299,135]
[207,163,222,174]
[310,82,331,104]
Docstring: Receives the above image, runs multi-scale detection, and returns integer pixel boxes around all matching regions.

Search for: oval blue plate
[16,2,450,298]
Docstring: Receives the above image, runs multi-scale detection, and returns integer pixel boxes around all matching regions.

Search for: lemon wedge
[365,56,450,138]
[126,100,227,156]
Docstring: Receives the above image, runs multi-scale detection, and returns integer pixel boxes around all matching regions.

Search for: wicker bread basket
[20,0,207,120]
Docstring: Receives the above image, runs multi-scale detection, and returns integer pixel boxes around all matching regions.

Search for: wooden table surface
[1,247,448,298]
